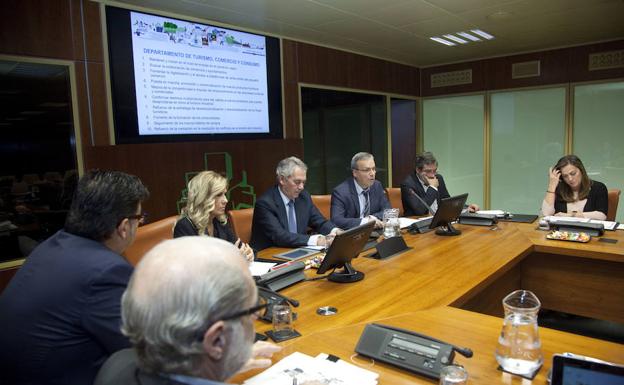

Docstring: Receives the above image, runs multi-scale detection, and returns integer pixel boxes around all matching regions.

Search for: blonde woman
[174,171,254,262]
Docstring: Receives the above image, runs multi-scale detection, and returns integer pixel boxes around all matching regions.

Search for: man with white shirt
[401,152,479,216]
[330,152,391,230]
[251,156,339,251]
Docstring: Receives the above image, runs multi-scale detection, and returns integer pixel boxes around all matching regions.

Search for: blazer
[554,180,609,215]
[0,230,132,385]
[95,348,227,385]
[330,178,391,229]
[400,172,451,216]
[250,186,335,250]
[173,216,237,243]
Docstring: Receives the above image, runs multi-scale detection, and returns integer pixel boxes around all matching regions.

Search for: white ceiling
[109,0,624,67]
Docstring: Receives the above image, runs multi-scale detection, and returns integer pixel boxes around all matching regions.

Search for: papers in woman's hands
[243,351,378,385]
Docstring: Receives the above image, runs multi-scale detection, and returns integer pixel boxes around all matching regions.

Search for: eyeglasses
[222,296,269,321]
[195,296,269,341]
[127,212,147,225]
[354,167,376,173]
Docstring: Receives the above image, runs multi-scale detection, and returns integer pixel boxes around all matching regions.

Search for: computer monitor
[429,193,469,236]
[316,221,375,283]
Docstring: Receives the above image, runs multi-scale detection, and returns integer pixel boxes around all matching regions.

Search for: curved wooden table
[242,222,624,384]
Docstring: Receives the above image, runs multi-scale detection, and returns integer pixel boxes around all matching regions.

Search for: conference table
[239,221,624,384]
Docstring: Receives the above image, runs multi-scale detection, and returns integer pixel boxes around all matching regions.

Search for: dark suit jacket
[250,186,335,250]
[330,179,391,229]
[173,216,237,243]
[0,230,132,385]
[95,348,222,385]
[400,172,451,216]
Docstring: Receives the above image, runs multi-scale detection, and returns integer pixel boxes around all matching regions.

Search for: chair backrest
[227,208,254,244]
[311,194,331,219]
[607,189,620,222]
[385,187,404,216]
[123,215,178,266]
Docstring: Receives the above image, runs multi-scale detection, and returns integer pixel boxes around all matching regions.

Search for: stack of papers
[249,261,277,276]
[399,216,432,229]
[244,351,378,385]
[476,210,506,217]
[543,216,619,231]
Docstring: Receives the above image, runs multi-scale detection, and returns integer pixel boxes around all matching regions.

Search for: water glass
[439,365,468,385]
[272,304,294,339]
[383,208,400,238]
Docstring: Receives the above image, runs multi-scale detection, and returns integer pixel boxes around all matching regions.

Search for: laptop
[551,353,624,385]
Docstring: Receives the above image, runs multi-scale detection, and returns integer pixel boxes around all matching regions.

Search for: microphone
[409,188,435,216]
[453,346,473,358]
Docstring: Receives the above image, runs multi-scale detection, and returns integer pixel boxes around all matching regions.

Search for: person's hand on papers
[237,341,282,373]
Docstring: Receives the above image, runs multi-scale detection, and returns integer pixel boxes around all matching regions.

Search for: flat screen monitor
[105,6,283,144]
[429,193,468,236]
[551,354,624,385]
[317,221,375,283]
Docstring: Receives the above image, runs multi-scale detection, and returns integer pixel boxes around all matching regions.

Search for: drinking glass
[439,365,468,385]
[272,304,294,339]
[383,208,400,238]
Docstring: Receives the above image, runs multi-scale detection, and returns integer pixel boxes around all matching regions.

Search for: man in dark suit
[251,156,338,251]
[401,152,479,216]
[0,170,149,385]
[94,237,281,385]
[331,152,391,229]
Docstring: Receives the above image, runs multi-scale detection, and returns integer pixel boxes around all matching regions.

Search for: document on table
[244,351,378,385]
[249,261,277,276]
[476,209,506,217]
[399,216,433,229]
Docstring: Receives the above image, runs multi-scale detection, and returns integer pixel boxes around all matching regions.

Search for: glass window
[0,59,78,262]
[573,81,624,221]
[490,87,566,214]
[423,95,484,207]
[302,88,387,194]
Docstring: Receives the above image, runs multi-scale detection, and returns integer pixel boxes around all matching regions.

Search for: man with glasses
[94,237,281,385]
[330,152,390,230]
[401,152,479,216]
[251,156,338,251]
[0,170,149,385]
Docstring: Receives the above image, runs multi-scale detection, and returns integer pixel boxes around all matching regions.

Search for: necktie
[362,189,370,217]
[287,200,297,233]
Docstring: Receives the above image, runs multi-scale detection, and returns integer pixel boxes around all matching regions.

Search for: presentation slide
[129,12,270,135]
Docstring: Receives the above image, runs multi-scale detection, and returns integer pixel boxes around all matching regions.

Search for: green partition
[490,88,566,214]
[423,95,484,208]
[573,81,624,222]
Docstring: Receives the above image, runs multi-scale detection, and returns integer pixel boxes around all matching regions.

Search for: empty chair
[227,208,254,244]
[385,187,404,216]
[607,189,620,222]
[122,215,177,266]
[311,194,331,219]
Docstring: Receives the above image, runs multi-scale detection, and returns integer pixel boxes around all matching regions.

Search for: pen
[270,260,296,271]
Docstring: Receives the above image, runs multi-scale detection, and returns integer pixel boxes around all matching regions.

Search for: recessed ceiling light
[457,32,481,42]
[430,37,456,46]
[470,29,495,40]
[443,34,468,44]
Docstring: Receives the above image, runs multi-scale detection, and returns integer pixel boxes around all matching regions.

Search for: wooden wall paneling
[0,0,75,60]
[86,62,110,146]
[522,252,624,324]
[568,40,624,82]
[73,61,94,148]
[485,48,569,90]
[390,100,417,186]
[84,139,303,221]
[421,60,487,97]
[82,0,104,63]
